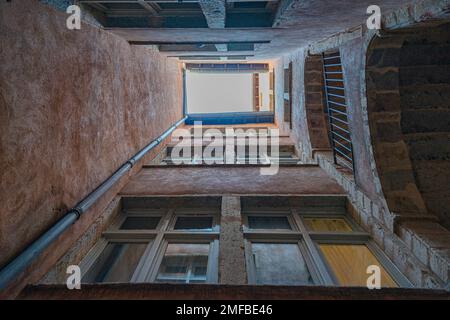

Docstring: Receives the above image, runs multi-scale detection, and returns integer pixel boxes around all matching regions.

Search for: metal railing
[322,51,355,172]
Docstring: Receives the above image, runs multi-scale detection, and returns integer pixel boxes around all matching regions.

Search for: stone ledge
[18,283,449,300]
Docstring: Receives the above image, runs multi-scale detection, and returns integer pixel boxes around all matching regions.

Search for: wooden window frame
[80,208,220,284]
[242,207,412,287]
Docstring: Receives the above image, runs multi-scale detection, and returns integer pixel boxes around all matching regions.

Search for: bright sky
[186,71,254,114]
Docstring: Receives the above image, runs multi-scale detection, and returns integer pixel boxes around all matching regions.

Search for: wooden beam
[137,0,158,15]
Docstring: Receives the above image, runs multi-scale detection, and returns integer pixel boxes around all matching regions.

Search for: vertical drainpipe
[183,68,187,117]
[0,116,187,290]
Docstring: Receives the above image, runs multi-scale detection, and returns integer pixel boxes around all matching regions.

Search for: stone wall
[364,22,450,286]
[285,0,450,288]
[399,24,450,229]
[0,0,183,294]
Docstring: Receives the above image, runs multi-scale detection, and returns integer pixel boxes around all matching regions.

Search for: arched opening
[366,22,450,229]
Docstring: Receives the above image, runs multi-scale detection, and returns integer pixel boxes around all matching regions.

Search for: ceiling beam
[79,0,279,3]
[137,0,158,15]
[272,0,295,27]
[198,0,226,28]
[128,40,271,45]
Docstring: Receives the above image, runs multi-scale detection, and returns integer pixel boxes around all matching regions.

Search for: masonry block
[400,44,450,66]
[375,121,403,143]
[404,133,450,161]
[411,234,431,267]
[373,91,401,113]
[400,65,450,86]
[368,69,399,90]
[400,84,450,109]
[219,196,247,285]
[401,109,450,134]
[429,248,450,283]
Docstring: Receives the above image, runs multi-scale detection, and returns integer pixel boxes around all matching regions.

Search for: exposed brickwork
[304,55,331,151]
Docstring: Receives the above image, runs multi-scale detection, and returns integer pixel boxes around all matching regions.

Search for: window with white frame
[81,208,220,284]
[242,208,411,287]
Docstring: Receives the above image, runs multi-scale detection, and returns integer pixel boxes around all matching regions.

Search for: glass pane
[251,243,314,285]
[156,243,210,283]
[303,218,352,232]
[319,244,398,287]
[174,216,214,231]
[83,243,148,283]
[247,216,291,230]
[120,216,161,230]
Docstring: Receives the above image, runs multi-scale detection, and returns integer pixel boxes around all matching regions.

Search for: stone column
[219,196,247,284]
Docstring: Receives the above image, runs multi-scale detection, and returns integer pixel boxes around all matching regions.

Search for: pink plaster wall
[0,0,183,268]
[120,166,344,196]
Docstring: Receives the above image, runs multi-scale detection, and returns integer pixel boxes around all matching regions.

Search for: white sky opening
[186,71,271,114]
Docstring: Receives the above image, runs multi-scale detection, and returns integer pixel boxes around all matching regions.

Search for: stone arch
[365,22,450,228]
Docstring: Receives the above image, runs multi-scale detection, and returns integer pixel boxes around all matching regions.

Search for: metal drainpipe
[0,116,187,290]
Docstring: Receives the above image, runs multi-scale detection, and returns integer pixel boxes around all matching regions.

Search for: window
[156,243,210,283]
[247,216,292,230]
[120,216,161,230]
[174,216,214,231]
[243,208,411,287]
[251,243,315,285]
[243,210,321,286]
[81,208,220,284]
[319,244,397,287]
[82,243,149,283]
[283,62,293,128]
[303,217,352,232]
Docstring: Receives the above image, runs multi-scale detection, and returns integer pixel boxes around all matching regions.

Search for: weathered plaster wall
[339,37,380,199]
[120,166,345,196]
[0,0,183,273]
[297,1,450,287]
[289,49,310,155]
[272,57,292,137]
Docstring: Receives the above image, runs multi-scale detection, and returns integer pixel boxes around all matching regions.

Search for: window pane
[120,216,161,230]
[174,216,214,231]
[319,244,398,287]
[248,216,291,230]
[156,243,210,283]
[83,243,148,283]
[303,218,352,232]
[251,243,314,285]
